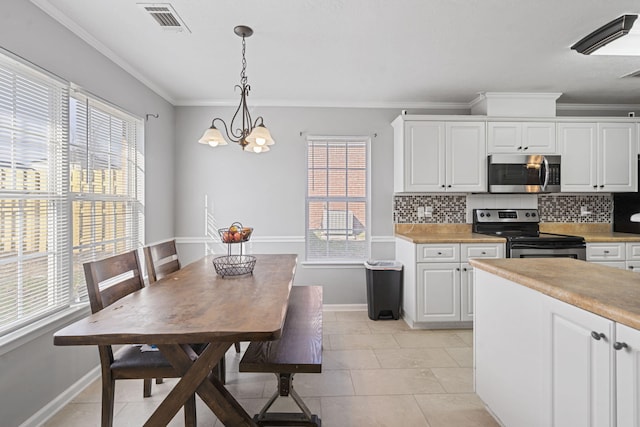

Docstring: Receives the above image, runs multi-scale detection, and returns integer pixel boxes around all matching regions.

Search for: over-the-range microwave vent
[138,3,191,33]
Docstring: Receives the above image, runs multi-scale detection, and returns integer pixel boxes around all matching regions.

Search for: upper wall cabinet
[487,122,556,154]
[393,117,486,192]
[559,122,637,192]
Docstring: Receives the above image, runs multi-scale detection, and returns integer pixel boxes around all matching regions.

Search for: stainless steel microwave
[488,154,561,193]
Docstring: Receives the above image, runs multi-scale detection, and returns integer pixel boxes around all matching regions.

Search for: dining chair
[144,240,242,355]
[84,250,197,427]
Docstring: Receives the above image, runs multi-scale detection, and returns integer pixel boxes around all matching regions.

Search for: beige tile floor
[44,311,499,427]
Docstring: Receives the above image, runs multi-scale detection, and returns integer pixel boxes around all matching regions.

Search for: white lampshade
[245,124,275,146]
[245,140,270,153]
[198,126,228,147]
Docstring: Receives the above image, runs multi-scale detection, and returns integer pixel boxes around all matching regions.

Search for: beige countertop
[394,223,506,244]
[470,258,640,330]
[540,223,640,243]
[395,223,640,244]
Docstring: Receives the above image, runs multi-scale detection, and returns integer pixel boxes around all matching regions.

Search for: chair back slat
[144,240,181,283]
[84,250,145,314]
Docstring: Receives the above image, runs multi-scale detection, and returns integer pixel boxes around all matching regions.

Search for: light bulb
[208,141,218,147]
[253,146,263,153]
[256,137,266,146]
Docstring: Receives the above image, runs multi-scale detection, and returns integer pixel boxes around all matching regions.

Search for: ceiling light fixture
[198,25,275,153]
[572,14,640,55]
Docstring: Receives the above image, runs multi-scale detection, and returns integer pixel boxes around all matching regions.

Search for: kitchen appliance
[473,208,586,260]
[488,154,561,193]
[613,155,640,234]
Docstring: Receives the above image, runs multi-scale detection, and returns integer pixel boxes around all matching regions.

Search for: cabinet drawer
[587,243,625,261]
[626,243,640,261]
[461,243,504,261]
[626,261,640,273]
[416,244,460,262]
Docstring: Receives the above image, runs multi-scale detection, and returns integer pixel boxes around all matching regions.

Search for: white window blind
[0,54,69,334]
[306,136,369,262]
[69,92,144,302]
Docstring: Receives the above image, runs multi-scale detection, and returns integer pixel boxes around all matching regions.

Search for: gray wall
[0,1,175,425]
[175,106,403,304]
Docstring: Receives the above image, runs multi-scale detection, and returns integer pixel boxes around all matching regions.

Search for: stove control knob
[531,212,536,217]
[486,213,491,217]
[479,213,485,217]
[525,212,530,217]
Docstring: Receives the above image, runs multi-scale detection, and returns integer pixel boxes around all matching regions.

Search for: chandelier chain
[240,35,248,86]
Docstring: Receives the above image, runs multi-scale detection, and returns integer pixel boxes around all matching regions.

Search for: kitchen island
[470,258,640,427]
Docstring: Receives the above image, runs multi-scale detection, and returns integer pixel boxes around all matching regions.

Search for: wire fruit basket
[213,222,256,277]
[213,254,256,277]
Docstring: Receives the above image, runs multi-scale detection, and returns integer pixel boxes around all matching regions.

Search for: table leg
[147,343,256,427]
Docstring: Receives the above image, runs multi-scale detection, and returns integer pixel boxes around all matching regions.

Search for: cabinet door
[545,298,614,427]
[522,122,556,153]
[446,122,486,192]
[587,242,626,262]
[559,122,598,192]
[616,323,640,427]
[487,122,521,153]
[403,122,446,192]
[416,263,460,322]
[460,262,473,321]
[599,123,637,192]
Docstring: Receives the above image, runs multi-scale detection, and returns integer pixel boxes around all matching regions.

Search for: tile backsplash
[538,194,612,223]
[393,194,466,223]
[393,193,613,224]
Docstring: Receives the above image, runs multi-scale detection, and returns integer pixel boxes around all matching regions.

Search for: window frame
[305,135,371,264]
[0,48,145,339]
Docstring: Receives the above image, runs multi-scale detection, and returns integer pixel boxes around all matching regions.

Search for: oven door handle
[511,242,585,250]
[539,156,550,191]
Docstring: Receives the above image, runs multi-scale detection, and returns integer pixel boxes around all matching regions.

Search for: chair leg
[156,378,164,384]
[143,378,152,397]
[184,394,197,427]
[234,341,241,353]
[102,377,115,427]
[213,357,226,385]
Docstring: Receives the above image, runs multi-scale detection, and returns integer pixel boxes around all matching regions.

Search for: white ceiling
[31,0,640,108]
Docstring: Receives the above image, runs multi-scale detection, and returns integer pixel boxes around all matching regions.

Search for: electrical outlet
[580,206,592,216]
[425,206,433,218]
[417,206,425,218]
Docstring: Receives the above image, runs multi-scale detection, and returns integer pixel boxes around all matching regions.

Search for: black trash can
[364,260,403,320]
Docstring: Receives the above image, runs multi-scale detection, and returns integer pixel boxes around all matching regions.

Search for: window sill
[0,304,91,356]
[301,261,366,268]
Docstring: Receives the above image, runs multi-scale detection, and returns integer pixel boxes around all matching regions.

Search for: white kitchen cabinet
[445,122,487,192]
[396,239,503,327]
[417,262,460,322]
[392,117,486,192]
[487,121,556,154]
[615,323,640,426]
[460,262,474,321]
[588,242,640,271]
[587,242,626,262]
[560,122,637,192]
[545,297,614,427]
[393,120,445,192]
[475,268,636,427]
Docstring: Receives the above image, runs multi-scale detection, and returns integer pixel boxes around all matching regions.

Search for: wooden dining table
[54,253,297,427]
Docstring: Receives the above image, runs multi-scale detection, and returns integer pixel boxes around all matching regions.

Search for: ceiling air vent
[138,3,191,33]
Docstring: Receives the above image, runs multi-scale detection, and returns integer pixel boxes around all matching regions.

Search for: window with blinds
[306,136,370,262]
[69,93,144,303]
[0,55,69,334]
[0,49,145,336]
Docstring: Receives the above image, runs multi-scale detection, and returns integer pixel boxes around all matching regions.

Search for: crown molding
[556,102,640,111]
[30,0,176,105]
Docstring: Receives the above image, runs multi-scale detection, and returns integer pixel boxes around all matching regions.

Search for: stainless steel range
[472,209,586,260]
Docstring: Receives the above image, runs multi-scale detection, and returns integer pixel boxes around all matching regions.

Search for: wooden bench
[239,285,323,426]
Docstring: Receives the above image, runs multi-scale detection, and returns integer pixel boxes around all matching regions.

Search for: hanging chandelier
[198,25,275,153]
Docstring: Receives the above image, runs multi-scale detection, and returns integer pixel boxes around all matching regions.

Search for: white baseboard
[20,365,100,427]
[323,303,367,311]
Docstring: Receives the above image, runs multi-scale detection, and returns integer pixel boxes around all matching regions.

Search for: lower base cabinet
[475,269,640,427]
[396,239,503,327]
